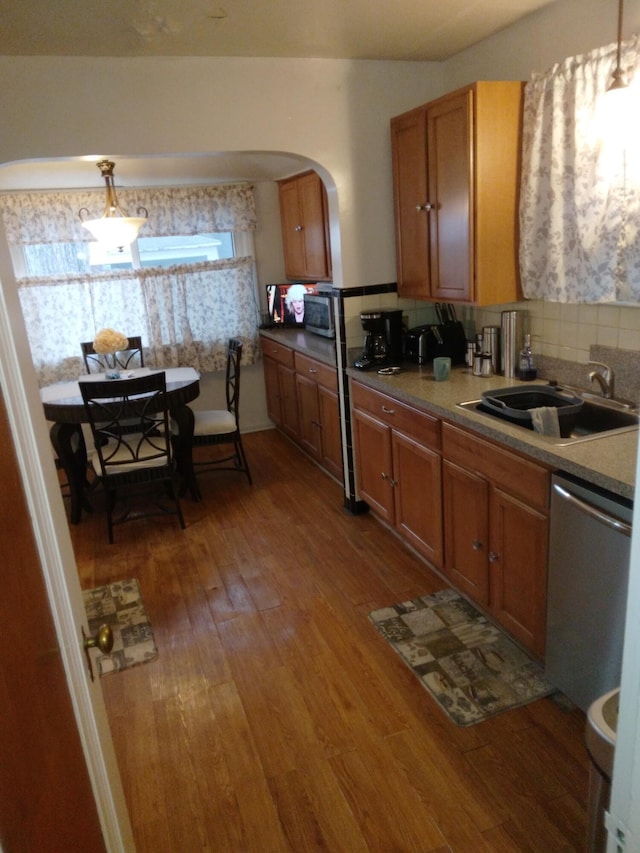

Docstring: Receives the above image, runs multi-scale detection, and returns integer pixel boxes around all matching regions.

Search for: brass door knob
[83,624,114,654]
[82,624,114,681]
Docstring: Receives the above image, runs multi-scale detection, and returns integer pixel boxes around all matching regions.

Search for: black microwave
[303,292,335,338]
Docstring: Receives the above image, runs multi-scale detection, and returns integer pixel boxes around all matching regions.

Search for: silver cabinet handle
[308,368,317,374]
[381,406,395,415]
[416,203,434,212]
[488,552,499,562]
[294,225,303,232]
[472,539,483,550]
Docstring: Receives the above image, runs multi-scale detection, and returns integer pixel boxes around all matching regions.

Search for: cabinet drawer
[295,352,338,392]
[260,337,294,368]
[351,381,440,450]
[442,422,550,510]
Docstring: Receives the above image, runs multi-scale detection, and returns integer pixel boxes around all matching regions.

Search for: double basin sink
[457,383,639,446]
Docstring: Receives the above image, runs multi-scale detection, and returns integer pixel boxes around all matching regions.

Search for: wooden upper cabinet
[390,107,430,299]
[391,81,524,306]
[278,171,332,281]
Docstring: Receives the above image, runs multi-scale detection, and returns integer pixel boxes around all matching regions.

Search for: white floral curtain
[1,183,262,384]
[0,182,257,244]
[18,257,261,386]
[520,36,640,303]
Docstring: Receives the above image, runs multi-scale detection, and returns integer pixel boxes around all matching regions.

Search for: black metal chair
[177,338,252,500]
[80,372,185,543]
[81,336,144,374]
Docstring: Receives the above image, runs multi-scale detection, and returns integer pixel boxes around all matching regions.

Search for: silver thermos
[501,310,523,378]
[482,326,501,376]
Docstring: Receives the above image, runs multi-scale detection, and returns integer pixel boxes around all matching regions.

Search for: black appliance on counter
[404,303,467,366]
[353,309,404,370]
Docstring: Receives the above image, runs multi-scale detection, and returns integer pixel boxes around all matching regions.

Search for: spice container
[481,353,493,377]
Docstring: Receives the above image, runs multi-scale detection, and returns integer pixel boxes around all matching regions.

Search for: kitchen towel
[530,406,561,437]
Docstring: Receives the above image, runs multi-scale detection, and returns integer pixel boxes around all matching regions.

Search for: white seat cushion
[91,434,170,476]
[192,409,237,437]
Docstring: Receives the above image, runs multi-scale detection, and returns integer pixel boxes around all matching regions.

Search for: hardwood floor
[70,429,590,852]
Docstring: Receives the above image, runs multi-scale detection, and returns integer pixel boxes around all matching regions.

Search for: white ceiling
[0,0,557,61]
[0,0,557,191]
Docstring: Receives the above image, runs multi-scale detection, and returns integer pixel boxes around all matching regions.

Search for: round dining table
[41,367,200,523]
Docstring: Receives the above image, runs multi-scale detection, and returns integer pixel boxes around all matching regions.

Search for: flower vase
[104,352,121,380]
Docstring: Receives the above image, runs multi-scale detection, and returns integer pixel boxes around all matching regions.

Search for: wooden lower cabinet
[261,335,342,481]
[442,459,490,605]
[352,381,443,569]
[442,423,549,658]
[490,486,548,655]
[266,360,299,440]
[317,385,343,480]
[296,366,342,479]
[261,339,299,440]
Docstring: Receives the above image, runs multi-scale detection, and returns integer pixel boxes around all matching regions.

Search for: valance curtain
[0,182,257,243]
[520,36,640,303]
[1,183,261,384]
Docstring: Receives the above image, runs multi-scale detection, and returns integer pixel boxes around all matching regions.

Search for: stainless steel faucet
[588,361,615,399]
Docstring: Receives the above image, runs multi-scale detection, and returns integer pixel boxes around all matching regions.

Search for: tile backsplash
[343,290,640,398]
[468,299,640,364]
[347,293,640,362]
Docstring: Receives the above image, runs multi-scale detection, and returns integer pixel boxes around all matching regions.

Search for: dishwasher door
[545,473,633,712]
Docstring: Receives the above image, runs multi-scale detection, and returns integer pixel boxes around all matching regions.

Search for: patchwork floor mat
[369,588,554,726]
[83,578,158,677]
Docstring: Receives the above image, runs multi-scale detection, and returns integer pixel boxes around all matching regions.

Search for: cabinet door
[279,179,306,279]
[263,356,282,426]
[298,171,331,280]
[352,408,394,523]
[442,459,490,605]
[391,107,431,299]
[318,385,343,481]
[489,487,548,658]
[279,172,331,281]
[392,430,443,569]
[279,364,299,440]
[295,371,321,460]
[427,89,473,302]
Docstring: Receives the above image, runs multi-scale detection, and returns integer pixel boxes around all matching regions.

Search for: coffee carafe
[354,309,404,370]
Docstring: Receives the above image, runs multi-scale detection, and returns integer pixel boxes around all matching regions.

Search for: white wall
[0,56,443,291]
[0,56,445,432]
[444,0,640,86]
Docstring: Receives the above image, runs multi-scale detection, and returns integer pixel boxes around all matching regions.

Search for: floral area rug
[82,578,158,677]
[369,588,553,726]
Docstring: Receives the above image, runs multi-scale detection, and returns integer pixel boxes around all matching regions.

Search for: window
[1,183,261,385]
[21,232,236,275]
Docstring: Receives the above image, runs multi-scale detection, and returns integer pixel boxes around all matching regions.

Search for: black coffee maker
[354,310,404,370]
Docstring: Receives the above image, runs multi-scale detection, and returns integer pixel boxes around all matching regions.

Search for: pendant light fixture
[608,0,628,91]
[79,160,148,252]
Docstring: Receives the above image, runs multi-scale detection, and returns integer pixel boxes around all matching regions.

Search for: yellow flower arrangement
[93,328,129,355]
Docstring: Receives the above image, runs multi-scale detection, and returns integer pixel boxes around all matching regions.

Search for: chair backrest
[79,372,172,476]
[81,336,145,374]
[226,338,243,422]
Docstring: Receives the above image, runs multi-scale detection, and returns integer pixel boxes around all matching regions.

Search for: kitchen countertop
[258,328,637,501]
[347,362,637,501]
[259,327,337,367]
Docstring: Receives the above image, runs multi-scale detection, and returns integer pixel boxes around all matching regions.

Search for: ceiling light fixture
[79,160,148,252]
[608,0,628,91]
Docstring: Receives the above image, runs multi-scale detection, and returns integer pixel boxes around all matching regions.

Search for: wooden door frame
[0,219,134,852]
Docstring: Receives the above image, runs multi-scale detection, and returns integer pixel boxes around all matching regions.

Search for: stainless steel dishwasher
[545,473,633,712]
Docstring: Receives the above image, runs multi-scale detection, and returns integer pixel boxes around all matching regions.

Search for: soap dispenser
[518,334,537,381]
